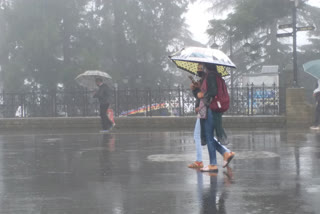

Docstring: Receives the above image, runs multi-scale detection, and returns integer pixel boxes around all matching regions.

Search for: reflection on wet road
[0,129,319,213]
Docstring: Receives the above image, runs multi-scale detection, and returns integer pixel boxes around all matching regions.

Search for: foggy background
[0,0,319,93]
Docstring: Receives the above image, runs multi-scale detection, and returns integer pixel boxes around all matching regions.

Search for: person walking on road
[310,79,320,130]
[194,63,235,172]
[94,77,113,132]
[188,65,207,169]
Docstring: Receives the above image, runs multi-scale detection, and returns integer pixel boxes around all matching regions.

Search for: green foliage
[206,0,318,84]
[0,0,192,92]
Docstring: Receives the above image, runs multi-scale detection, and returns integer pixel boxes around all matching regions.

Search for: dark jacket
[93,83,111,105]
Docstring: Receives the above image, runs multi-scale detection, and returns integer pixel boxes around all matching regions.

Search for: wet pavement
[0,128,319,214]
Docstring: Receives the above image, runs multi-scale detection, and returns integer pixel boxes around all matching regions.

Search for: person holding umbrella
[195,63,235,172]
[169,47,236,172]
[94,77,113,132]
[188,64,206,168]
[310,79,320,130]
[75,70,114,132]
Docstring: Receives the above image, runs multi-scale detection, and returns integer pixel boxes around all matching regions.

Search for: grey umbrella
[75,70,112,89]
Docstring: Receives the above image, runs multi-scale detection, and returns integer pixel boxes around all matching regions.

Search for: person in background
[94,77,113,132]
[310,79,320,130]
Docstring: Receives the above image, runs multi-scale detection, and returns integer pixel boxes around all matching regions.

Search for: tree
[205,0,318,85]
[0,0,196,92]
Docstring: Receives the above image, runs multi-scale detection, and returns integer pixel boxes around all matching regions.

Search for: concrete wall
[286,88,314,127]
[0,115,286,131]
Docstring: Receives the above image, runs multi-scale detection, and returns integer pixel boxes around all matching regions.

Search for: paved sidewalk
[0,128,319,214]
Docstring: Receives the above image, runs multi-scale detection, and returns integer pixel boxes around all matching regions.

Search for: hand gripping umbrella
[169,47,236,77]
[75,70,112,90]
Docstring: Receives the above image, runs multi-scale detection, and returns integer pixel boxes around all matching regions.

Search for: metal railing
[0,84,284,118]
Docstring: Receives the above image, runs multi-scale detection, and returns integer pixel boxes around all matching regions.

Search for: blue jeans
[204,108,230,165]
[194,118,202,162]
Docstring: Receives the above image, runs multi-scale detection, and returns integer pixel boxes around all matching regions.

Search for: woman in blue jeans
[195,63,235,172]
[188,117,204,168]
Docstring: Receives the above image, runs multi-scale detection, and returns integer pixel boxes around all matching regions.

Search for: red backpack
[209,75,230,113]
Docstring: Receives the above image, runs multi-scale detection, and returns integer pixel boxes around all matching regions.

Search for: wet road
[0,128,319,214]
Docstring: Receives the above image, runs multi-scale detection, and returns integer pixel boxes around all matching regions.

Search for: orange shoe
[223,152,235,168]
[188,161,204,168]
[200,165,218,172]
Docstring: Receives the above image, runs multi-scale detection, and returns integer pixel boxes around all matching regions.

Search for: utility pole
[229,31,234,112]
[277,0,314,88]
[230,31,234,90]
[292,0,298,87]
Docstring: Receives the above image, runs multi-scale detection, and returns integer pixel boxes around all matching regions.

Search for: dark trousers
[200,119,206,142]
[100,103,112,130]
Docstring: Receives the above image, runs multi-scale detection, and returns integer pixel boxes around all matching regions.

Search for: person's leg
[200,119,206,145]
[215,137,230,155]
[204,109,217,166]
[104,104,113,129]
[100,104,109,130]
[194,118,203,162]
[188,118,203,168]
[214,137,235,167]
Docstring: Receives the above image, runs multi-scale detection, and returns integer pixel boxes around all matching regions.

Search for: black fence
[0,84,284,118]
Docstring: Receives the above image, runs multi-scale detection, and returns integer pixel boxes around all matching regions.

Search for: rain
[0,0,319,213]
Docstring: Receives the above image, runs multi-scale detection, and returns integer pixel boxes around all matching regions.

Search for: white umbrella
[169,47,236,77]
[75,70,112,89]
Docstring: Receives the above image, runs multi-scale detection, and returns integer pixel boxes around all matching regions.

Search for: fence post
[230,84,233,115]
[168,87,172,116]
[115,87,119,117]
[20,93,24,117]
[273,82,276,115]
[51,90,57,117]
[178,85,182,116]
[126,87,129,117]
[236,83,239,114]
[149,88,152,117]
[262,83,265,115]
[112,87,116,117]
[251,83,254,115]
[247,83,250,116]
[181,85,185,116]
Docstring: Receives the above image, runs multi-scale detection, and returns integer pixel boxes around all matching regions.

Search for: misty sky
[186,0,320,45]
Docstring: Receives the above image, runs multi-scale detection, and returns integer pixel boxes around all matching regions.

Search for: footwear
[200,165,218,172]
[188,161,204,168]
[204,172,218,177]
[223,152,235,168]
[310,126,320,130]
